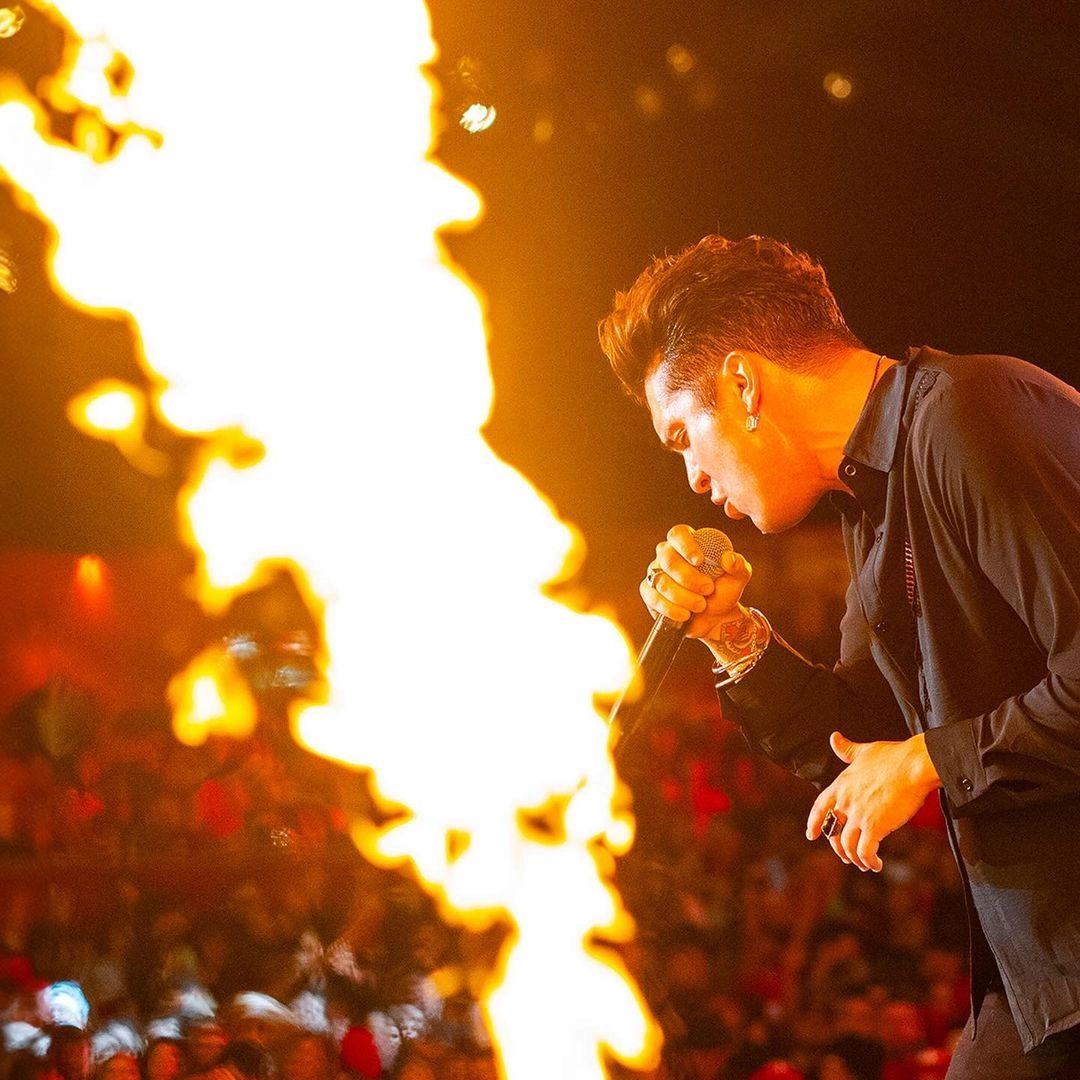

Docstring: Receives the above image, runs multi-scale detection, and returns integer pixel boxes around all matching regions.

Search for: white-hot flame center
[0,3,661,1077]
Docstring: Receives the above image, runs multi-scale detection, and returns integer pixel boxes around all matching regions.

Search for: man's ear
[721,350,760,417]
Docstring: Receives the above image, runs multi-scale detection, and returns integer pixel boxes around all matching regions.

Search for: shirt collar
[844,351,921,469]
[834,348,923,517]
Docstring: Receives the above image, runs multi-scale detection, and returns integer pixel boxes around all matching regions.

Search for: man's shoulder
[902,349,1080,425]
[904,346,1080,472]
[906,345,1077,398]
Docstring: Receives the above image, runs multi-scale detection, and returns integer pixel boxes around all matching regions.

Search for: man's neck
[770,347,892,493]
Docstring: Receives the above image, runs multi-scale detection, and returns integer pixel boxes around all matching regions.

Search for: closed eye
[663,428,688,453]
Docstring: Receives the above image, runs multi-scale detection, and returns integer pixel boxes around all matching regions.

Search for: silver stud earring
[745,413,759,432]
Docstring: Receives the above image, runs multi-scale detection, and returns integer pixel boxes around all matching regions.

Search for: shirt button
[959,776,974,792]
[875,620,888,634]
[843,463,857,477]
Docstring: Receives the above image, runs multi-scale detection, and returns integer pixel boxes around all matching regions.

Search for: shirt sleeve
[722,584,909,790]
[918,371,1080,815]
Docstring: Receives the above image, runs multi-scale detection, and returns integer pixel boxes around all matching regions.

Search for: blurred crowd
[0,662,972,1080]
[615,678,970,1080]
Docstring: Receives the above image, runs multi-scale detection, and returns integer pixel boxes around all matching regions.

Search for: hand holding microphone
[642,524,753,643]
[609,525,756,756]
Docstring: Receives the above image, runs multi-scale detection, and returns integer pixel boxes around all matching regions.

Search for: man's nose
[685,456,711,495]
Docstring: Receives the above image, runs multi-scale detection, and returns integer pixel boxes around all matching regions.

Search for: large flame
[0,3,661,1076]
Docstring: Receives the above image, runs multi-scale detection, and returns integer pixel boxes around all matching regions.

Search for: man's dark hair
[598,234,864,406]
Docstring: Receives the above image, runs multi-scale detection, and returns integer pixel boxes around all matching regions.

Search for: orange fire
[0,2,661,1075]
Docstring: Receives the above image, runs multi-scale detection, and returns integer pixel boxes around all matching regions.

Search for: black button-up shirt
[722,347,1080,1051]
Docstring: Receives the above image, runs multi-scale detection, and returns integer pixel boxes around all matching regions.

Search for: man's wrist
[909,732,943,793]
[707,606,771,688]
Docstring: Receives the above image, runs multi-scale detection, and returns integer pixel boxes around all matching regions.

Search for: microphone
[609,527,732,758]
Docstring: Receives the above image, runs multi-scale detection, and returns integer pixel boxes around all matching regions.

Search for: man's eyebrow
[659,430,683,452]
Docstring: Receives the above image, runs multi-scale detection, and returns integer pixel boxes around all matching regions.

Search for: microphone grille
[692,527,733,578]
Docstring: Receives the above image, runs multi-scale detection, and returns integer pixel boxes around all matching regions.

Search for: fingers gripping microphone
[609,527,732,758]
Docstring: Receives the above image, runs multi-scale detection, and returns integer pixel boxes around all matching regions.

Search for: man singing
[597,234,1080,1078]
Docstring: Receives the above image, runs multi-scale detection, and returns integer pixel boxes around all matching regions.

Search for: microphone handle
[608,615,687,760]
[607,527,732,762]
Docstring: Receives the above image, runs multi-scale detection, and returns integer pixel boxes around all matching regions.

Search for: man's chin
[756,507,815,534]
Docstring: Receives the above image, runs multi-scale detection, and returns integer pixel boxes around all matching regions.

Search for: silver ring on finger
[821,809,845,839]
[646,564,663,587]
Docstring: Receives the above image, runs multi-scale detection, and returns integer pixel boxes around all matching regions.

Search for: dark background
[1,0,1079,643]
[428,0,1080,626]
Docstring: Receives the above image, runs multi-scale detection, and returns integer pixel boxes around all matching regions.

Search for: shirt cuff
[923,716,986,810]
[723,634,816,739]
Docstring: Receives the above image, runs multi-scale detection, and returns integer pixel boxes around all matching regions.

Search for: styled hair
[598,234,864,406]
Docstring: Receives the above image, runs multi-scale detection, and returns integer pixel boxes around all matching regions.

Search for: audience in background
[0,663,967,1079]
